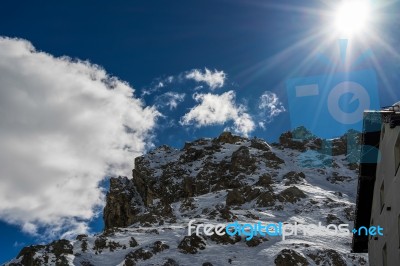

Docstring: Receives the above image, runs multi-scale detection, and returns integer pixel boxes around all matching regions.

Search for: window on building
[382,124,385,140]
[383,243,387,266]
[370,218,374,240]
[380,181,385,213]
[398,215,400,248]
[395,133,400,175]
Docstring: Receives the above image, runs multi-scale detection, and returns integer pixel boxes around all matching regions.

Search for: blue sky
[0,0,399,263]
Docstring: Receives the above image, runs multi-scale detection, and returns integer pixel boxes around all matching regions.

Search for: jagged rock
[93,237,107,253]
[124,248,153,265]
[151,241,169,253]
[134,213,158,225]
[283,171,305,186]
[132,156,156,206]
[76,234,88,241]
[182,177,195,198]
[226,185,264,207]
[158,163,188,202]
[209,230,241,245]
[76,234,89,252]
[162,258,180,266]
[256,191,275,207]
[245,236,264,247]
[180,197,196,212]
[263,151,284,169]
[80,261,95,266]
[103,227,123,237]
[103,177,144,229]
[108,241,123,252]
[183,138,212,150]
[307,249,346,266]
[129,237,138,248]
[331,130,361,157]
[326,214,344,224]
[51,239,73,257]
[180,147,206,163]
[103,176,169,228]
[324,197,346,208]
[219,206,235,221]
[155,201,174,217]
[278,186,307,203]
[16,240,73,266]
[243,186,261,202]
[292,126,316,140]
[250,137,270,151]
[226,188,246,206]
[331,138,347,156]
[344,206,354,221]
[255,174,273,187]
[81,240,88,252]
[231,146,256,174]
[216,131,244,144]
[207,204,233,221]
[16,245,46,266]
[145,228,159,234]
[178,234,206,254]
[274,249,308,266]
[279,131,307,152]
[278,127,361,163]
[327,172,352,184]
[348,163,359,171]
[346,254,368,265]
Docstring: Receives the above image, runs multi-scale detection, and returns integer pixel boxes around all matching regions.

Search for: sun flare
[334,1,371,36]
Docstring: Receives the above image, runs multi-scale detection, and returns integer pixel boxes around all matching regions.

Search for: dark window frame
[398,215,400,249]
[380,181,385,213]
[395,133,400,175]
[383,243,387,266]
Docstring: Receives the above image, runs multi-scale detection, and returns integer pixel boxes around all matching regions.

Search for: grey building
[353,106,400,265]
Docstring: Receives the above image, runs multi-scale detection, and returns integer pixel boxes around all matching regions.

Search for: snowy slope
[5,129,368,266]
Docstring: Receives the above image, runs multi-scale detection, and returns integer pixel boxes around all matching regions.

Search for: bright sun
[334,1,371,36]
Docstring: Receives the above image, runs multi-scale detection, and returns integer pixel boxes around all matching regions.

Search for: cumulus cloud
[185,68,226,90]
[141,76,175,97]
[0,37,160,238]
[180,91,255,136]
[155,92,186,110]
[259,91,286,125]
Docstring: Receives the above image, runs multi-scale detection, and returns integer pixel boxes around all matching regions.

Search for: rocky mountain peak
[6,128,367,266]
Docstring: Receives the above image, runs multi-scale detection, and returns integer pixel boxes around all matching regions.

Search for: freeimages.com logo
[286,41,380,139]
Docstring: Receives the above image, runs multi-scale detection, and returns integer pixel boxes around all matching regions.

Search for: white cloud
[13,241,26,248]
[0,37,160,239]
[141,76,175,97]
[156,82,164,88]
[180,91,255,136]
[156,92,186,110]
[185,68,226,90]
[259,91,286,123]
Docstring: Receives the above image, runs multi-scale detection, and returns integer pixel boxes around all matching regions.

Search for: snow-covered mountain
[5,128,368,266]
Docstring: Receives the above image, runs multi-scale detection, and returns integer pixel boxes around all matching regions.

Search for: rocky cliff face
[103,129,360,230]
[6,128,367,266]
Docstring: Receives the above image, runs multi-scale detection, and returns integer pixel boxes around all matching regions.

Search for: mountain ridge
[5,128,368,266]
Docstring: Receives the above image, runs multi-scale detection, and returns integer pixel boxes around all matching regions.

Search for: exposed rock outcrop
[103,177,144,229]
[178,234,206,254]
[275,249,308,266]
[6,128,367,266]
